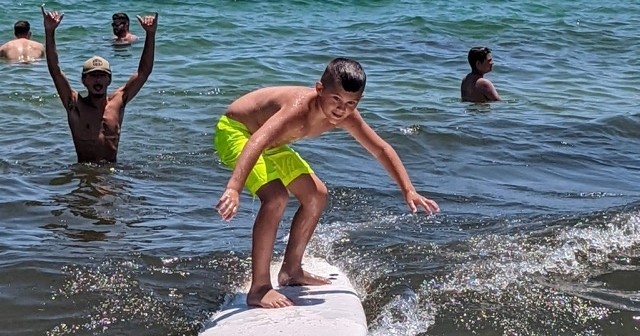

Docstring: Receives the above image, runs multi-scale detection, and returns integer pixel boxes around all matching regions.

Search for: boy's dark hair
[14,21,30,37]
[320,57,366,93]
[468,47,492,72]
[112,13,130,24]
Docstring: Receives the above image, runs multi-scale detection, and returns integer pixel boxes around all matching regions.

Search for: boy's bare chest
[271,119,333,147]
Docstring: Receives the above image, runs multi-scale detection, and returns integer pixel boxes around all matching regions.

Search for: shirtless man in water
[214,57,440,308]
[0,21,44,62]
[112,12,138,44]
[461,46,501,103]
[42,6,157,163]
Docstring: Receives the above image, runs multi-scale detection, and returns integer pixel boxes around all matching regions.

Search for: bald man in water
[0,21,44,62]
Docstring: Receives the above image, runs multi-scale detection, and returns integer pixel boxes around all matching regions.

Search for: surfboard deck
[200,257,367,336]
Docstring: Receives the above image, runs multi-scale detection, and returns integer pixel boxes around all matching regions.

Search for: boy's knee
[261,188,289,211]
[303,183,328,208]
[316,183,328,200]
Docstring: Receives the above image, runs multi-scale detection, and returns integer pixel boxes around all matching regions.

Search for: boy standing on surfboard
[214,58,439,309]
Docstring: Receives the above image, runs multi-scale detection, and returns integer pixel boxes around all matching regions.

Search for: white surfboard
[200,257,367,336]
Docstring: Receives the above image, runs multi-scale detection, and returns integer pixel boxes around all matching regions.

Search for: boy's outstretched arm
[341,112,440,214]
[216,114,289,220]
[121,13,158,104]
[42,6,75,110]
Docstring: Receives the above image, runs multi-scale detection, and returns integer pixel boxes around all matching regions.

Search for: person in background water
[461,46,501,103]
[41,5,157,163]
[214,57,440,309]
[112,12,138,44]
[0,20,44,62]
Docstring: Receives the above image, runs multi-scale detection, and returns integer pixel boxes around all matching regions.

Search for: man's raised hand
[137,12,158,33]
[41,5,64,31]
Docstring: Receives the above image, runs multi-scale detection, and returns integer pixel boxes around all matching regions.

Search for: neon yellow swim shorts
[214,115,314,195]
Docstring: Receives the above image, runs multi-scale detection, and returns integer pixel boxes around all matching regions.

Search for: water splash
[415,212,640,334]
[369,288,436,336]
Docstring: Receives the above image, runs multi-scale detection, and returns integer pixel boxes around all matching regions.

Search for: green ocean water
[1,0,640,335]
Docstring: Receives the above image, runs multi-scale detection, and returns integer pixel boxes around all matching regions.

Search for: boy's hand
[405,190,440,215]
[216,188,240,221]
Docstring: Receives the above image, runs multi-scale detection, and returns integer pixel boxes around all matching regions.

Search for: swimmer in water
[461,46,501,103]
[0,21,44,63]
[111,12,138,45]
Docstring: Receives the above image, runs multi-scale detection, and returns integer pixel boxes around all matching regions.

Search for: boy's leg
[214,117,294,307]
[247,179,294,308]
[278,173,331,286]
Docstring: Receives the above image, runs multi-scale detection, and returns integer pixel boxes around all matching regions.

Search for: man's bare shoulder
[8,39,25,47]
[113,37,136,45]
[0,40,16,51]
[30,40,44,49]
[475,77,495,89]
[107,87,128,102]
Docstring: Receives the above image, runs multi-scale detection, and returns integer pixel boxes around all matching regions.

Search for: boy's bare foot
[247,286,293,309]
[278,269,332,286]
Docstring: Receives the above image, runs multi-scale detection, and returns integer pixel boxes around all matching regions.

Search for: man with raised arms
[42,6,157,163]
[214,57,440,308]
